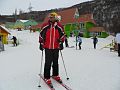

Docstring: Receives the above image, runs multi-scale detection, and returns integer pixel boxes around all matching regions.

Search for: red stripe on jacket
[39,21,65,49]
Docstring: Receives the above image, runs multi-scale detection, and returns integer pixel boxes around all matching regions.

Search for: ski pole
[60,50,69,80]
[38,51,44,87]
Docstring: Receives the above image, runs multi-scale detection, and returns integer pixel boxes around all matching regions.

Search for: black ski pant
[78,42,82,49]
[93,43,97,49]
[13,42,17,46]
[118,44,120,56]
[13,40,17,46]
[44,49,59,79]
[65,39,69,47]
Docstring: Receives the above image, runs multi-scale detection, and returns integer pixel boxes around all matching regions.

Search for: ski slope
[0,30,120,90]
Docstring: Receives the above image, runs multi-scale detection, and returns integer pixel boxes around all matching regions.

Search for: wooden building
[0,25,10,44]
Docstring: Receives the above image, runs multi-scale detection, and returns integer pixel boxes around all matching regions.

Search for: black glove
[39,43,44,51]
[57,39,62,43]
[59,43,64,50]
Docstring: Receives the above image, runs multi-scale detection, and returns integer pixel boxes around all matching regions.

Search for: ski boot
[52,76,62,83]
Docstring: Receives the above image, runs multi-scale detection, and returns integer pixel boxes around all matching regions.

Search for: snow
[0,30,120,90]
[19,20,29,23]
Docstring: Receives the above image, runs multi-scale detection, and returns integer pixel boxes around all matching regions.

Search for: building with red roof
[42,8,97,37]
[38,8,108,37]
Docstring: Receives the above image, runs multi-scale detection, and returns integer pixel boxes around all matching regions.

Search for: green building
[14,19,38,30]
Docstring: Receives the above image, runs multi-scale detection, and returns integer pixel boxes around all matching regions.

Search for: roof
[43,8,76,25]
[16,20,29,23]
[0,25,11,34]
[31,23,42,29]
[24,20,38,26]
[77,14,96,24]
[58,8,77,25]
[88,27,105,32]
[43,8,95,25]
[20,20,29,23]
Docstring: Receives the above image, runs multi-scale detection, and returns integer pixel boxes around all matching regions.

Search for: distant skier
[115,32,120,57]
[29,25,32,33]
[77,34,82,50]
[92,35,98,49]
[12,36,17,46]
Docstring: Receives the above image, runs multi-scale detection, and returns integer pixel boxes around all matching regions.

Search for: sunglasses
[49,17,54,18]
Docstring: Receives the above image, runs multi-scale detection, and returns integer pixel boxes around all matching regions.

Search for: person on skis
[39,12,65,84]
[77,34,82,50]
[115,32,120,57]
[12,36,17,46]
[92,35,98,49]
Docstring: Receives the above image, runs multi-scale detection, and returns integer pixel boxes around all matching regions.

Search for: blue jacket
[77,36,82,43]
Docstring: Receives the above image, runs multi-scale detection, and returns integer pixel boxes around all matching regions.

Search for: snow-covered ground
[0,30,120,90]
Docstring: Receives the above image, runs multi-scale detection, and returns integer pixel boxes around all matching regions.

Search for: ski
[67,46,75,48]
[39,74,55,90]
[52,77,72,90]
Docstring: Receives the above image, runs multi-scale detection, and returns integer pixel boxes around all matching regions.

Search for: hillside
[72,0,120,33]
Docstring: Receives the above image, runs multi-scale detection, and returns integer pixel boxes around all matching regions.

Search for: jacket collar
[48,20,58,26]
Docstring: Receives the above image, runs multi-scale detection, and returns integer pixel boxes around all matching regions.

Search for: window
[79,22,84,29]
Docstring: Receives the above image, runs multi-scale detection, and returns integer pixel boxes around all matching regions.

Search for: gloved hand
[39,43,44,51]
[57,39,62,43]
[59,43,64,50]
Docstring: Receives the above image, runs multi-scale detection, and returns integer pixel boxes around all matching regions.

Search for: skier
[92,35,98,49]
[65,35,69,47]
[39,12,65,85]
[77,34,82,50]
[12,36,17,46]
[29,25,32,33]
[115,32,120,57]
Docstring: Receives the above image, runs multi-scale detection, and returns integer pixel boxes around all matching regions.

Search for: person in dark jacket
[39,12,65,84]
[116,33,120,57]
[12,36,17,46]
[92,35,98,49]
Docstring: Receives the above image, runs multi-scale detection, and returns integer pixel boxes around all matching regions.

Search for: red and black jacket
[39,21,65,49]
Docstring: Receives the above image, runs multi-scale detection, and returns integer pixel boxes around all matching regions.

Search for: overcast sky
[0,0,92,15]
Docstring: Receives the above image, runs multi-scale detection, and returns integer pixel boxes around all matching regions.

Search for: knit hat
[49,12,58,18]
